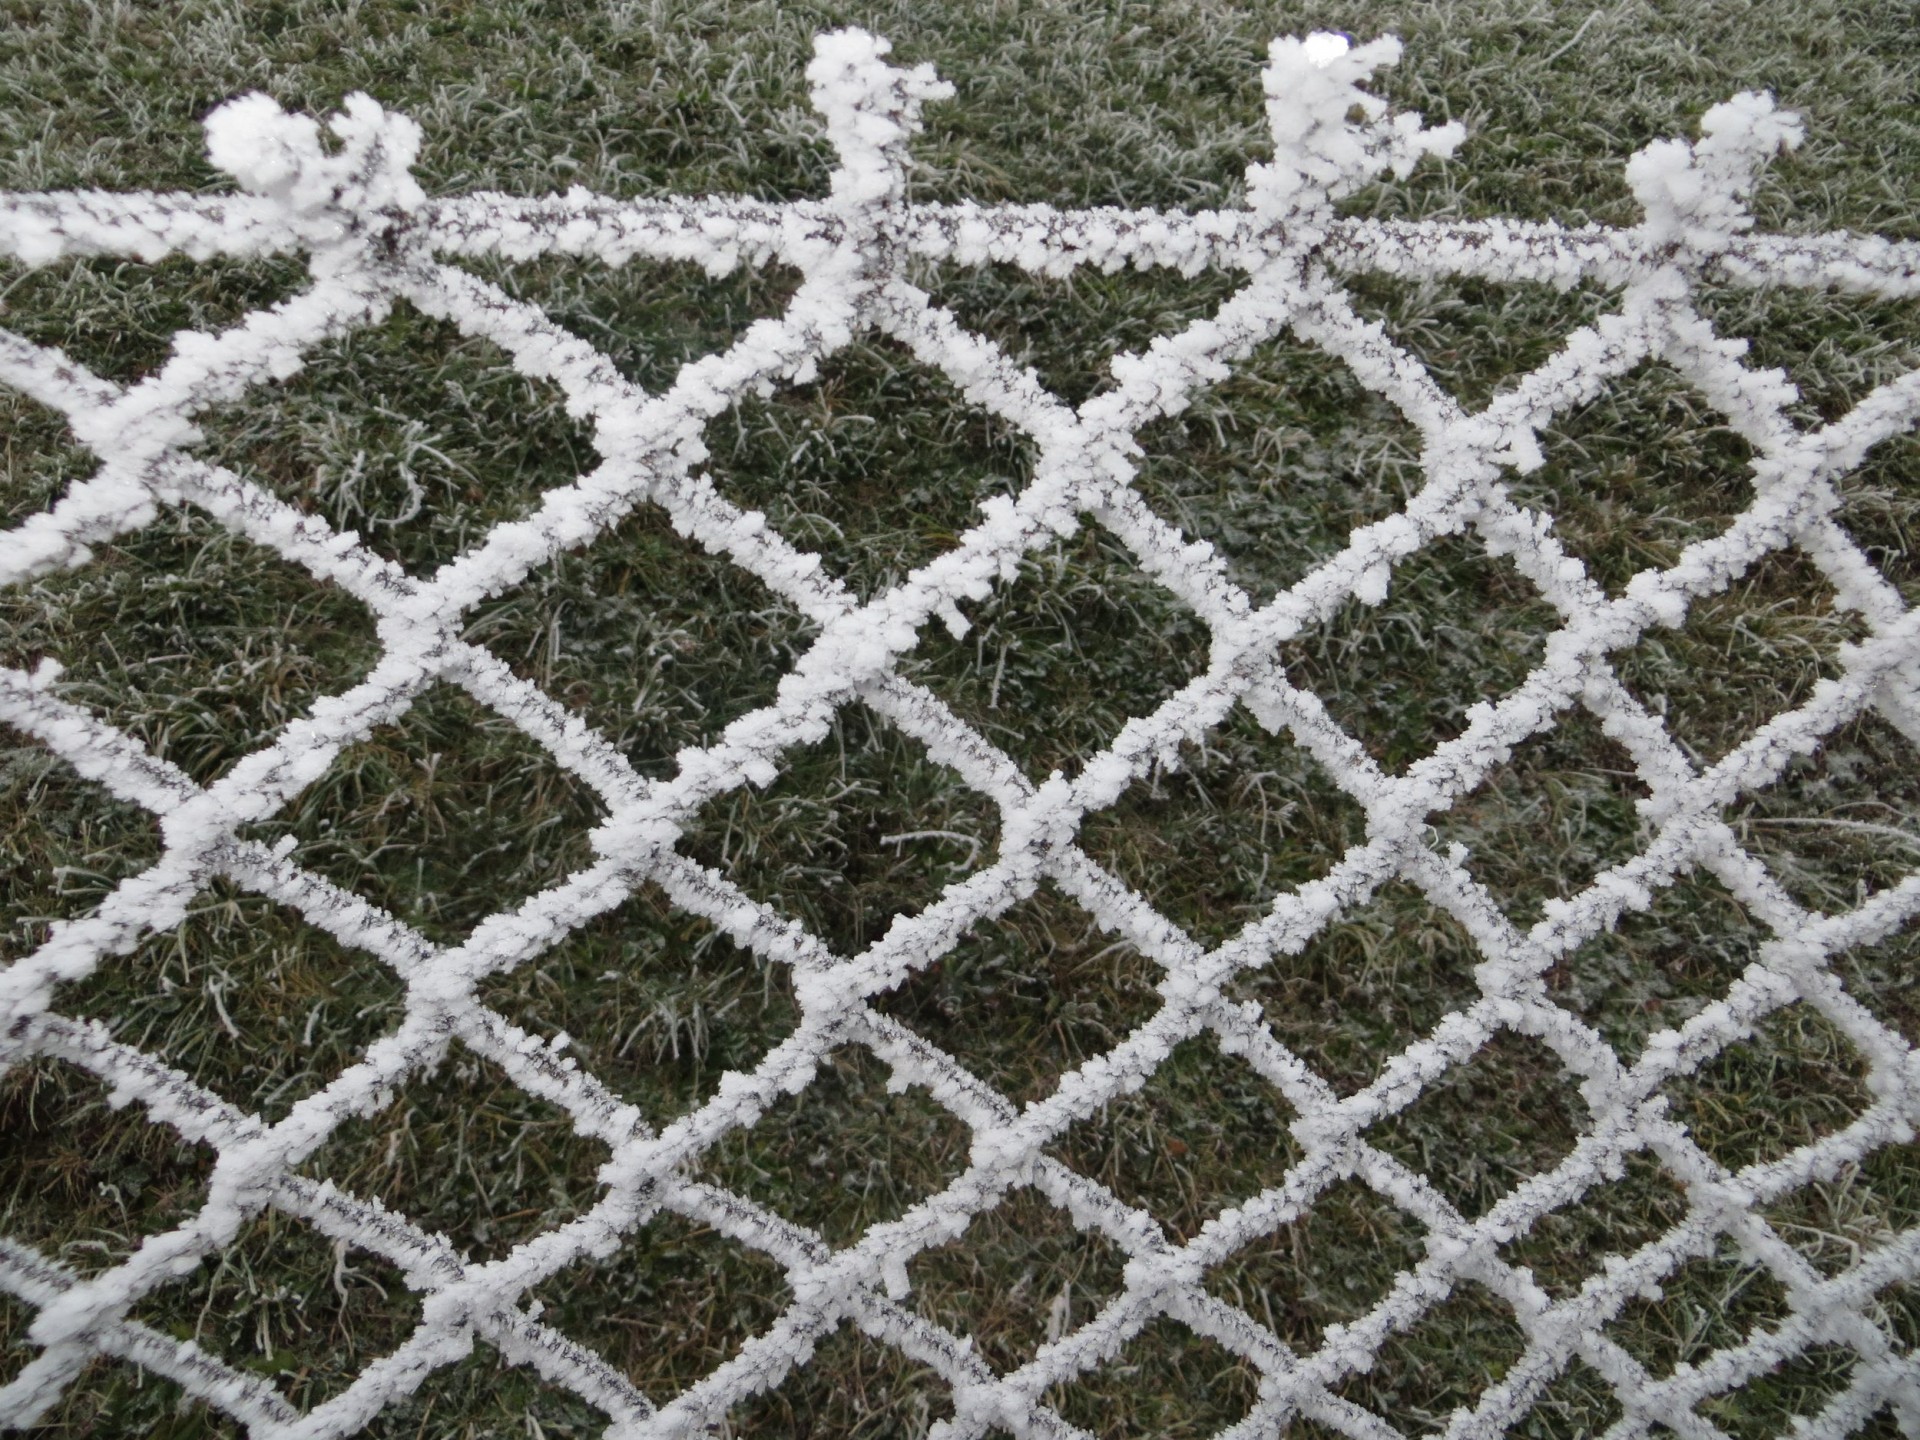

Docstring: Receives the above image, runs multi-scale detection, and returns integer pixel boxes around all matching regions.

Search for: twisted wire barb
[2,27,1918,1440]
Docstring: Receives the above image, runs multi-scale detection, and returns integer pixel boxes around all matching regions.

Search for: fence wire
[2,27,1919,1440]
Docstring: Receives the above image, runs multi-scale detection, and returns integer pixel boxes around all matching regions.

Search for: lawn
[1,1,1918,1437]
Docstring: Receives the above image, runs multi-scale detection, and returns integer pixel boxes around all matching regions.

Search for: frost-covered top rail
[2,26,1918,1440]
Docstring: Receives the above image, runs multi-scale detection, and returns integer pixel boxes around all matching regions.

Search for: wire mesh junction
[2,26,1920,1440]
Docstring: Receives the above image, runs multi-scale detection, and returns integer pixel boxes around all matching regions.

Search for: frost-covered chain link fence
[2,25,1920,1440]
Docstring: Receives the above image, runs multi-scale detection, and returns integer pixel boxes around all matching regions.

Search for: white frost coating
[1247,33,1464,224]
[1,26,1919,1440]
[1627,91,1806,249]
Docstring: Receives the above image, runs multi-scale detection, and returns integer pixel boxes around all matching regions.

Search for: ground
[1,0,1918,1437]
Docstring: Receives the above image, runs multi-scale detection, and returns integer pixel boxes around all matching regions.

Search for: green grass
[3,1,1919,1437]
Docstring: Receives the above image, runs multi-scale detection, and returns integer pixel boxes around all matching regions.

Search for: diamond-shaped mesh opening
[1513,1358,1624,1437]
[1341,273,1616,414]
[1872,1279,1920,1352]
[725,1321,955,1437]
[1497,1148,1691,1299]
[1364,1030,1587,1221]
[1229,880,1483,1096]
[295,1038,610,1262]
[196,299,599,575]
[478,886,802,1127]
[1333,1279,1531,1435]
[0,252,308,383]
[446,254,805,398]
[0,744,161,953]
[1433,704,1652,929]
[356,1337,601,1440]
[903,525,1211,781]
[1508,361,1757,596]
[1049,1034,1302,1242]
[1547,869,1762,1061]
[695,1045,971,1248]
[1202,1177,1427,1354]
[461,503,816,784]
[916,259,1243,409]
[0,507,383,787]
[1603,1240,1793,1378]
[1688,286,1920,426]
[1849,1404,1919,1440]
[529,1206,790,1404]
[1129,327,1425,607]
[248,681,606,946]
[0,1057,215,1276]
[132,1211,419,1414]
[2,1355,244,1439]
[704,336,1035,601]
[0,1292,32,1387]
[1663,1004,1876,1174]
[1761,1137,1920,1276]
[1053,1315,1258,1440]
[1830,430,1920,609]
[909,1185,1128,1373]
[59,879,407,1123]
[1077,709,1369,947]
[872,880,1161,1105]
[1732,709,1920,915]
[0,386,98,527]
[1277,533,1561,772]
[1833,914,1920,1048]
[1614,546,1870,767]
[1697,1341,1860,1440]
[0,30,1914,1440]
[677,702,999,958]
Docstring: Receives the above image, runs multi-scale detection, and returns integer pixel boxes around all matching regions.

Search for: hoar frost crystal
[2,26,1920,1440]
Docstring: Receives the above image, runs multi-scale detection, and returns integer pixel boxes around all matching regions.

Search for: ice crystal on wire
[2,24,1919,1440]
